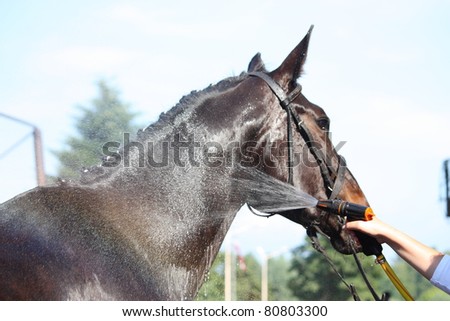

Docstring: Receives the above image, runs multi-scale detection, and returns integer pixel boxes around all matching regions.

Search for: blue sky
[1,0,450,261]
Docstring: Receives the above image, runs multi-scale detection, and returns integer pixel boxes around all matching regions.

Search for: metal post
[258,246,288,301]
[444,160,449,217]
[261,253,269,301]
[0,112,46,186]
[33,127,46,186]
[224,225,251,301]
[224,242,232,301]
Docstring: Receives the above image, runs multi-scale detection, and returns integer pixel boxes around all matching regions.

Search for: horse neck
[103,82,261,299]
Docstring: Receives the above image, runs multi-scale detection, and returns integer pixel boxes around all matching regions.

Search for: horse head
[233,26,369,254]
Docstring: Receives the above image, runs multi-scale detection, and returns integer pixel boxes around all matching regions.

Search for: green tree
[54,81,139,178]
[289,235,386,301]
[196,252,226,301]
[196,252,262,301]
[235,254,261,300]
[267,256,296,300]
[196,250,296,301]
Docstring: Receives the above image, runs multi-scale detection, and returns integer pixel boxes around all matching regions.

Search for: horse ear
[247,53,267,72]
[272,25,314,87]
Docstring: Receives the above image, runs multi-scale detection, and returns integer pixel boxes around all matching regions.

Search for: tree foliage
[54,81,139,178]
[196,250,296,301]
[197,239,450,301]
[196,252,262,301]
[196,252,226,301]
[288,235,387,301]
[267,255,297,300]
[289,235,450,301]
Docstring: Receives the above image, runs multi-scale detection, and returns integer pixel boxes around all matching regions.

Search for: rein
[248,71,384,301]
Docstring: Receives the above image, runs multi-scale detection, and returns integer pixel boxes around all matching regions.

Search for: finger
[344,220,364,230]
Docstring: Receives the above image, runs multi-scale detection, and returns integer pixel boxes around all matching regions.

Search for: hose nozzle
[316,199,375,221]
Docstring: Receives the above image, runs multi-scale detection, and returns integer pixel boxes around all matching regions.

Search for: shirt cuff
[430,254,450,294]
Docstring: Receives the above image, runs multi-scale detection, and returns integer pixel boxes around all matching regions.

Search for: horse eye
[316,117,330,131]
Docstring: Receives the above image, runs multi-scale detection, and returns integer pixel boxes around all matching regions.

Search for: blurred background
[1,0,449,300]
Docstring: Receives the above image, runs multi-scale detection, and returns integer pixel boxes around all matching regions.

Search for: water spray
[235,166,414,300]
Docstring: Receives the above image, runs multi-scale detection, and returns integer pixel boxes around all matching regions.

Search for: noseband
[248,72,346,200]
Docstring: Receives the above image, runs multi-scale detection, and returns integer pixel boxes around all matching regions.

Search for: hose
[376,254,414,301]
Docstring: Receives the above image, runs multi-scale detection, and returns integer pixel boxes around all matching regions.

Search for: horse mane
[138,72,247,138]
[75,72,247,185]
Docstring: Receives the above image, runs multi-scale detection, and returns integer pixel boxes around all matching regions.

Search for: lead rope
[307,226,360,300]
[347,232,384,301]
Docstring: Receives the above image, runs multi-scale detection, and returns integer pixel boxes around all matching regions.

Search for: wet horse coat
[0,29,368,300]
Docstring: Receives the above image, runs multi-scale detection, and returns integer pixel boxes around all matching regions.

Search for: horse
[0,27,370,300]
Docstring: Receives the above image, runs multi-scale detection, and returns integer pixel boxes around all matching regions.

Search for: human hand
[344,216,393,244]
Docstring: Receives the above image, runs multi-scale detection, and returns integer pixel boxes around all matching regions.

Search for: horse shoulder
[0,185,155,300]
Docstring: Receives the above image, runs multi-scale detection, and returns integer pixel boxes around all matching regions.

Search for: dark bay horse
[0,28,369,300]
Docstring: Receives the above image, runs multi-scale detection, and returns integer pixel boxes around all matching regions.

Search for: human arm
[345,217,444,280]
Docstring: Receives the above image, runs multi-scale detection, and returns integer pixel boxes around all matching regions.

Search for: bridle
[248,71,347,199]
[248,71,386,301]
